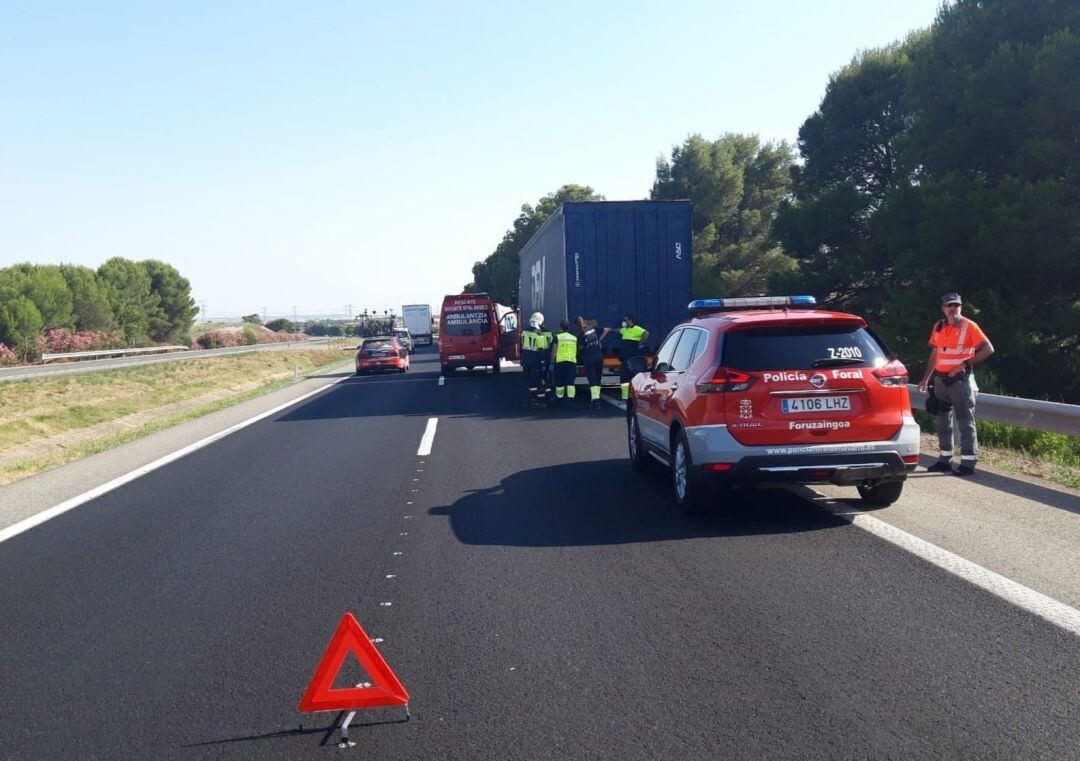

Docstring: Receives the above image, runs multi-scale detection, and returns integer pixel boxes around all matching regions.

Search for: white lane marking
[0,373,350,545]
[819,501,1080,638]
[437,376,445,386]
[416,417,439,456]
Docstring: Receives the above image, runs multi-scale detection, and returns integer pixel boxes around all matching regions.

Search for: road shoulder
[0,364,352,536]
[808,459,1080,609]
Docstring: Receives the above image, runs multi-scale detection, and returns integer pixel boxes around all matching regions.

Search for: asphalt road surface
[1,347,1077,759]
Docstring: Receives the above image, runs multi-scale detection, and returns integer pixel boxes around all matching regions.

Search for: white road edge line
[0,373,351,545]
[416,417,439,457]
[437,376,445,386]
[819,500,1080,638]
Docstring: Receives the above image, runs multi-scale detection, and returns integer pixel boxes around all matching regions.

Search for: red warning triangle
[298,613,409,713]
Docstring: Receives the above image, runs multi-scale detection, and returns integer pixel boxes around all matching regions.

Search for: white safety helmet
[528,312,544,329]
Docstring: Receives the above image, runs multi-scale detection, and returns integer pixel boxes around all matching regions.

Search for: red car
[356,336,410,375]
[626,296,919,511]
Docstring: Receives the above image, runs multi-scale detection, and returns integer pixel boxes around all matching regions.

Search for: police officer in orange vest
[917,293,995,476]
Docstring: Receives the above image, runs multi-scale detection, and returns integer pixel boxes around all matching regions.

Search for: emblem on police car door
[809,373,827,388]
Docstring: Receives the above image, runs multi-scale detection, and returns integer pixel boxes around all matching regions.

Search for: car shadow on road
[428,458,845,547]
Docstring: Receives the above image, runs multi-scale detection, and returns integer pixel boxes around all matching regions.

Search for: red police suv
[625,296,919,511]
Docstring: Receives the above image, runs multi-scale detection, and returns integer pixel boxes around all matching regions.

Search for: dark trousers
[583,350,603,386]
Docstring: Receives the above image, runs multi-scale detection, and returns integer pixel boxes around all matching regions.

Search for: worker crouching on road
[521,312,549,406]
[618,314,649,401]
[577,316,610,409]
[916,293,995,476]
[551,320,578,402]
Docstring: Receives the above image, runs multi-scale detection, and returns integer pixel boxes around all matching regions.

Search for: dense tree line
[0,258,198,359]
[467,0,1077,402]
[775,0,1080,402]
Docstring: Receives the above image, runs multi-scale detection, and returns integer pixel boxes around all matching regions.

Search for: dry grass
[0,348,351,484]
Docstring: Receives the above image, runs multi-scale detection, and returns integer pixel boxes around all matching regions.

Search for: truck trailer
[517,200,692,384]
[402,304,433,346]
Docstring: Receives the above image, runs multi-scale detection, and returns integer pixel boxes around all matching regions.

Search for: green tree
[775,0,1080,401]
[241,313,262,324]
[143,260,199,344]
[653,134,795,297]
[0,296,44,360]
[469,184,604,303]
[265,318,295,332]
[97,258,157,344]
[0,264,75,330]
[773,41,918,307]
[59,264,115,332]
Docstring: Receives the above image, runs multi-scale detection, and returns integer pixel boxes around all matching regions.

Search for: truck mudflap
[684,415,920,482]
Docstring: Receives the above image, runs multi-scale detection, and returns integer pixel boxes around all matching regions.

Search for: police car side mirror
[626,356,650,375]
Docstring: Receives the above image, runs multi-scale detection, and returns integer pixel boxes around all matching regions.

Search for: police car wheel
[627,413,649,470]
[673,430,709,514]
[491,361,501,375]
[856,479,904,506]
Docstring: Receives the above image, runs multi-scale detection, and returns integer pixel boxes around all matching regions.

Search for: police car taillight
[697,366,754,393]
[872,359,908,386]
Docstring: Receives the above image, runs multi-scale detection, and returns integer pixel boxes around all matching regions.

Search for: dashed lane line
[416,417,439,457]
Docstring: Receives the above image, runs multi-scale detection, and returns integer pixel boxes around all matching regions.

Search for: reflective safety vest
[521,329,544,352]
[619,325,646,343]
[554,332,578,363]
[539,331,554,351]
[930,317,988,372]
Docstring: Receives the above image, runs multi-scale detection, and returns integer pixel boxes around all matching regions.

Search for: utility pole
[293,306,298,323]
[261,306,267,323]
[347,304,353,320]
[200,300,208,321]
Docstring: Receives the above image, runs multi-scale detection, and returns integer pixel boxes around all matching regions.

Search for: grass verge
[914,410,1080,489]
[0,347,352,485]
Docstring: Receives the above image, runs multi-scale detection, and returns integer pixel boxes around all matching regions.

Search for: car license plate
[448,354,465,360]
[781,396,851,413]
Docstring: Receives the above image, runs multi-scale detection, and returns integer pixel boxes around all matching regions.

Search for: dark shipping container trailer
[518,200,692,356]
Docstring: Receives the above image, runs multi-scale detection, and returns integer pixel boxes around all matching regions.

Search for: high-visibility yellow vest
[555,332,578,363]
[521,330,543,352]
[539,331,554,350]
[619,325,646,342]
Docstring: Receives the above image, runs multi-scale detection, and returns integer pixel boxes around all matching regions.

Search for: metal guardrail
[0,338,345,383]
[41,345,188,363]
[908,385,1080,436]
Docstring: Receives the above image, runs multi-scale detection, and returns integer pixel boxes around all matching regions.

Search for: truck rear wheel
[491,361,501,375]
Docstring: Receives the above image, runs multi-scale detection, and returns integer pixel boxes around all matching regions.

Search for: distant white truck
[402,304,433,346]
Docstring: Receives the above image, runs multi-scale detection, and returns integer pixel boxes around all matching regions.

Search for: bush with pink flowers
[35,328,124,354]
[192,328,309,349]
[0,343,18,366]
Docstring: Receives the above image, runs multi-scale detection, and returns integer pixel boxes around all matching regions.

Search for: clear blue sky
[1,1,944,320]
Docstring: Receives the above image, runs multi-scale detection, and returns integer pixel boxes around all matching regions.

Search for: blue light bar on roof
[688,295,817,312]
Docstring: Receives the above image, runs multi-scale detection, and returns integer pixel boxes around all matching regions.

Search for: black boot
[927,460,953,473]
